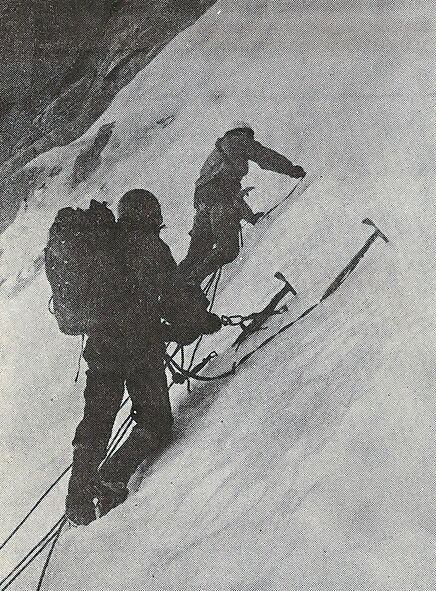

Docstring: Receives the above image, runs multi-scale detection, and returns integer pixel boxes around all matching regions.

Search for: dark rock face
[0,166,45,234]
[71,122,115,188]
[0,0,217,232]
[0,0,109,163]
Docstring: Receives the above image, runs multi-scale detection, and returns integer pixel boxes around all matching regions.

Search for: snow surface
[2,0,436,589]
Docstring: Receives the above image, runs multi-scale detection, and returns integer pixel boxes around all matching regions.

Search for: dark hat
[230,120,253,133]
[118,189,163,228]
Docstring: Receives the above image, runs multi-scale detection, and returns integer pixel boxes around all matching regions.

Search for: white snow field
[2,1,436,589]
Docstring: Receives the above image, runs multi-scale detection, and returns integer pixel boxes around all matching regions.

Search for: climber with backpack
[178,122,306,286]
[45,189,222,526]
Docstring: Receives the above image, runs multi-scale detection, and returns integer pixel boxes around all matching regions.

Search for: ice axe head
[274,271,297,295]
[362,218,389,243]
[274,271,286,283]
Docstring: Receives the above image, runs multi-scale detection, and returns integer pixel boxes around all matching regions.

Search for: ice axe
[222,272,297,349]
[321,218,389,302]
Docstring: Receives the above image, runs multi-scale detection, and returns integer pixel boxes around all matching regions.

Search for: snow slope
[1,1,436,589]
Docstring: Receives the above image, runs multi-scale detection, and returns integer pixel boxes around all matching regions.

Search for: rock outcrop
[0,0,216,232]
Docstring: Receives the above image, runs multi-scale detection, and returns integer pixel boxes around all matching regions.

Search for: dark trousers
[67,336,173,507]
[178,201,241,285]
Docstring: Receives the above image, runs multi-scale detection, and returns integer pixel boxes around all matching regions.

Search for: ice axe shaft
[321,219,389,302]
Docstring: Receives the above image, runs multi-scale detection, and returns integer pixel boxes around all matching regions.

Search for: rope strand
[36,518,66,591]
[105,416,133,460]
[187,267,222,374]
[0,468,71,552]
[74,335,85,383]
[0,516,65,591]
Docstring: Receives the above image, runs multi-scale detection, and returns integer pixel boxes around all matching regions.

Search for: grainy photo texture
[1,1,435,590]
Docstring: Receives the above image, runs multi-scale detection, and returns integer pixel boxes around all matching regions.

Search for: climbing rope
[0,467,71,553]
[0,516,66,591]
[183,267,222,392]
[187,267,222,371]
[166,354,237,383]
[0,266,224,585]
[0,392,132,554]
[4,182,377,589]
[263,176,305,218]
[176,177,310,383]
[166,351,220,384]
[167,302,323,384]
[0,400,139,590]
[166,269,219,389]
[35,518,66,591]
[104,414,133,460]
[1,236,363,589]
[164,222,389,386]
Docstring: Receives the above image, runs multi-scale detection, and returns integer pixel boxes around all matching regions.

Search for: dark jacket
[92,220,211,354]
[195,129,297,190]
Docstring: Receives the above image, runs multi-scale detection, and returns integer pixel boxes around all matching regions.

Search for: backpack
[45,199,117,335]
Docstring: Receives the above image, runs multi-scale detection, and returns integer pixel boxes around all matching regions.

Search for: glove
[162,322,201,346]
[201,312,222,335]
[162,313,221,345]
[250,212,264,225]
[289,165,306,178]
[175,330,201,346]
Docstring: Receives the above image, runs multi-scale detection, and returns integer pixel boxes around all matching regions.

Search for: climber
[65,189,221,525]
[178,122,306,285]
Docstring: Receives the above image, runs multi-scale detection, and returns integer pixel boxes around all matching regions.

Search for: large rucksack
[45,199,117,335]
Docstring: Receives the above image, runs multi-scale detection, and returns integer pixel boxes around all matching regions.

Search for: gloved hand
[289,165,306,178]
[162,312,221,345]
[201,312,222,335]
[250,212,264,225]
[162,322,201,346]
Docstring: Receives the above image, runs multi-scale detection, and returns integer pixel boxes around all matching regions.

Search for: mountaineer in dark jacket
[66,189,221,526]
[178,122,306,285]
